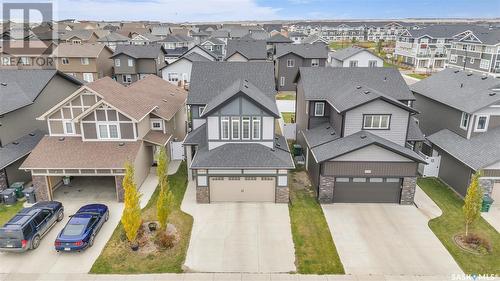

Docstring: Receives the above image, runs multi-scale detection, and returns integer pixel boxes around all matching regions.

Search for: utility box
[1,189,17,204]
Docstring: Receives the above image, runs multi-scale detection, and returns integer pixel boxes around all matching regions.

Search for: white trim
[242,116,251,140]
[150,118,163,131]
[474,115,489,132]
[231,117,240,140]
[314,102,325,117]
[460,112,470,130]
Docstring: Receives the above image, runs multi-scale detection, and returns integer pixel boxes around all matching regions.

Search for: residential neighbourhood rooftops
[0,130,44,170]
[202,37,225,45]
[404,24,480,38]
[275,43,328,58]
[266,33,293,44]
[111,44,165,59]
[182,52,212,62]
[59,29,97,41]
[53,43,111,58]
[410,69,500,113]
[97,32,130,42]
[226,39,267,60]
[330,46,371,61]
[302,122,340,148]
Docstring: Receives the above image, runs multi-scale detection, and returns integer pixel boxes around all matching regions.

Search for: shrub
[465,233,492,253]
[155,231,175,249]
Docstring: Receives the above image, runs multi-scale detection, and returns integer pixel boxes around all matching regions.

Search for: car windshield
[62,224,86,236]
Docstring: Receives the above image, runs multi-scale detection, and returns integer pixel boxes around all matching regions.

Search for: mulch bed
[453,233,491,256]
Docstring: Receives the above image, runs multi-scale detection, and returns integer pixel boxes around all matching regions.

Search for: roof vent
[356,85,362,89]
[454,70,460,73]
[58,137,65,141]
[118,142,125,146]
[270,148,275,152]
[383,77,387,81]
[360,135,367,139]
[0,83,7,86]
[170,93,175,96]
[162,99,168,103]
[276,143,281,147]
[467,73,473,76]
[489,93,497,96]
[481,76,488,80]
[326,126,331,129]
[244,85,248,88]
[244,79,248,83]
[12,141,19,145]
[330,132,335,135]
[363,90,370,95]
[29,132,35,137]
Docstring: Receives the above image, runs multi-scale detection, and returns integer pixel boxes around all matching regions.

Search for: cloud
[53,0,281,22]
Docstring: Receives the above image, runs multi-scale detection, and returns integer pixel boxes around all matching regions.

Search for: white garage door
[209,176,275,202]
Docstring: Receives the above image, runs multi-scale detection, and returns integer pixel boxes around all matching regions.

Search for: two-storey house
[160,45,216,86]
[411,69,500,206]
[266,33,293,56]
[184,62,294,203]
[274,43,328,91]
[0,70,82,191]
[97,32,131,51]
[295,67,425,204]
[224,39,268,62]
[59,30,99,44]
[21,75,188,202]
[200,37,226,60]
[110,44,167,85]
[329,46,383,67]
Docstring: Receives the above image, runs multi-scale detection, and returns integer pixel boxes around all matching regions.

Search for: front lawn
[0,201,24,226]
[289,171,345,274]
[418,178,500,274]
[276,92,296,100]
[407,73,429,80]
[281,112,295,124]
[90,162,193,274]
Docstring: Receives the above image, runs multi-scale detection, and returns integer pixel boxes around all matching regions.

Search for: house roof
[20,136,141,170]
[427,127,500,170]
[240,30,269,40]
[461,27,500,45]
[0,130,44,170]
[275,43,328,59]
[288,31,307,37]
[53,43,111,58]
[200,79,280,118]
[0,69,82,115]
[190,134,294,169]
[165,47,189,57]
[183,123,206,145]
[267,33,293,44]
[211,29,230,38]
[188,62,276,105]
[143,131,172,146]
[410,69,500,114]
[132,33,162,42]
[407,117,425,141]
[301,34,328,44]
[302,122,340,148]
[225,39,267,60]
[297,67,416,113]
[202,37,225,45]
[182,52,212,62]
[97,32,130,42]
[405,24,477,39]
[311,130,425,163]
[59,29,96,41]
[330,46,374,61]
[111,44,164,59]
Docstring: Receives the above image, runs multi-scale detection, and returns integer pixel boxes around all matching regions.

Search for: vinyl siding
[436,146,472,197]
[322,161,418,177]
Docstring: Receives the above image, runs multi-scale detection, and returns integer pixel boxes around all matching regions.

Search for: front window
[311,59,319,67]
[81,57,89,65]
[480,59,490,70]
[62,58,69,65]
[314,102,325,116]
[128,58,134,67]
[475,115,489,132]
[460,112,470,130]
[287,59,295,67]
[363,115,390,129]
[114,59,120,67]
[368,60,377,67]
[98,124,119,139]
[252,117,261,139]
[242,117,250,140]
[122,74,132,83]
[151,119,163,131]
[167,73,179,82]
[63,121,75,135]
[349,60,358,67]
[231,117,240,139]
[83,73,94,82]
[221,117,230,140]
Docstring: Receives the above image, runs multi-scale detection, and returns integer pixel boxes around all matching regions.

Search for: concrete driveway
[181,181,296,273]
[322,202,462,275]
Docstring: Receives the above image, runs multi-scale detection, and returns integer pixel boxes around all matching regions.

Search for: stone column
[276,186,289,203]
[115,175,125,202]
[318,175,335,204]
[196,185,209,203]
[32,175,50,201]
[479,178,494,197]
[401,177,417,205]
[0,169,8,191]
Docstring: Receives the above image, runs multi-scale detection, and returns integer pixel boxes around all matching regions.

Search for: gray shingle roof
[202,37,225,45]
[288,31,307,37]
[407,117,425,141]
[191,135,294,169]
[405,24,477,39]
[302,122,339,148]
[311,130,424,163]
[266,33,293,44]
[410,68,500,114]
[97,32,130,42]
[188,62,276,105]
[60,29,96,40]
[240,30,269,40]
[182,52,211,62]
[183,123,206,145]
[275,43,328,59]
[211,29,230,38]
[225,39,267,60]
[297,67,416,113]
[330,46,373,61]
[0,70,81,115]
[0,130,44,169]
[427,127,500,170]
[465,28,500,45]
[111,44,165,59]
[301,34,328,44]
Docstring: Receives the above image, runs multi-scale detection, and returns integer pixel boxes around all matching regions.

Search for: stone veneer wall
[318,175,335,203]
[479,178,494,197]
[276,186,289,203]
[196,186,209,203]
[400,177,417,205]
[32,175,50,201]
[115,176,125,202]
[0,169,8,191]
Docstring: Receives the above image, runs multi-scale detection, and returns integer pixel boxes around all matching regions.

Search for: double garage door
[209,176,275,202]
[333,177,402,203]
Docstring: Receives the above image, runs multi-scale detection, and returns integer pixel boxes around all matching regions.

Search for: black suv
[0,201,64,252]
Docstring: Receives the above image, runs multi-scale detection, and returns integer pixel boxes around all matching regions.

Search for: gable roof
[225,39,267,60]
[275,43,328,59]
[60,29,97,41]
[201,37,225,45]
[458,27,500,45]
[0,69,82,115]
[53,43,111,58]
[97,32,130,42]
[301,34,329,44]
[404,24,476,39]
[267,33,293,44]
[330,46,376,61]
[182,52,212,62]
[297,67,416,113]
[410,68,500,113]
[0,130,44,169]
[188,62,276,105]
[111,44,165,59]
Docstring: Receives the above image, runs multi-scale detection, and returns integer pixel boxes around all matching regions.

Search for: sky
[3,0,500,22]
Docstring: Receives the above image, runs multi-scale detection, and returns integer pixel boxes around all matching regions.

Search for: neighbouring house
[59,30,99,44]
[190,30,211,45]
[295,67,425,204]
[53,43,114,83]
[329,46,383,67]
[224,39,268,62]
[21,75,188,202]
[211,29,230,44]
[0,69,82,190]
[0,40,56,69]
[411,69,500,205]
[301,34,329,45]
[110,44,167,85]
[130,33,162,45]
[266,33,293,56]
[288,31,308,44]
[97,32,131,50]
[184,61,294,203]
[446,27,500,78]
[200,37,226,60]
[274,43,328,91]
[160,34,195,50]
[161,47,216,86]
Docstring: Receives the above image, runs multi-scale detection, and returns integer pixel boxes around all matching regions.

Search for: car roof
[2,209,39,227]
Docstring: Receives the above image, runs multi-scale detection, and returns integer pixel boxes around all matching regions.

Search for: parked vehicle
[0,201,64,252]
[54,204,109,252]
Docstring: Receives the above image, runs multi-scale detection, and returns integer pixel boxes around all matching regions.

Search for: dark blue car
[54,204,109,252]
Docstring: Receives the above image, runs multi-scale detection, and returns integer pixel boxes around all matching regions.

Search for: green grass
[418,177,500,274]
[289,172,344,274]
[276,92,296,100]
[281,112,295,124]
[406,73,429,80]
[90,162,193,274]
[0,201,24,226]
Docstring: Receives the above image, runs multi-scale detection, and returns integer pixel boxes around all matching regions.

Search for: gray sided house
[274,44,328,91]
[0,70,82,190]
[184,62,294,203]
[294,67,425,204]
[411,69,500,205]
[225,39,268,62]
[110,44,167,85]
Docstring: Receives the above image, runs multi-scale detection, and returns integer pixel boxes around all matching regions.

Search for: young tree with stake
[157,147,173,231]
[121,162,142,248]
[463,172,483,237]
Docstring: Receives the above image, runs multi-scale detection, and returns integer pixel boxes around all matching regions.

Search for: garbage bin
[23,187,37,204]
[1,189,17,204]
[481,195,494,212]
[10,182,25,198]
[293,144,302,157]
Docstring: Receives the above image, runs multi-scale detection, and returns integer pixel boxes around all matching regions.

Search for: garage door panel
[210,177,275,202]
[333,180,401,203]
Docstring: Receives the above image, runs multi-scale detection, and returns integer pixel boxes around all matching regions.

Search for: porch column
[401,177,417,205]
[32,175,51,201]
[318,175,335,204]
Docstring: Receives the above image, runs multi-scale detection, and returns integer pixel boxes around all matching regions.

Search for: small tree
[121,162,142,245]
[156,147,174,230]
[376,40,383,54]
[463,172,483,237]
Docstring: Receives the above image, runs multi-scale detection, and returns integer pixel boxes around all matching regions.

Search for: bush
[465,233,492,253]
[155,231,175,249]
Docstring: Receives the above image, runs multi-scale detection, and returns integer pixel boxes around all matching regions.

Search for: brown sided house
[21,75,188,202]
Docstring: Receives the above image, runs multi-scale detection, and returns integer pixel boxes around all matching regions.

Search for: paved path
[276,100,295,113]
[482,205,500,233]
[168,160,182,175]
[414,185,442,219]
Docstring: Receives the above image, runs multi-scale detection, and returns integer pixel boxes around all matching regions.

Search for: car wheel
[105,211,109,222]
[56,210,64,222]
[32,236,41,250]
[89,234,95,247]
